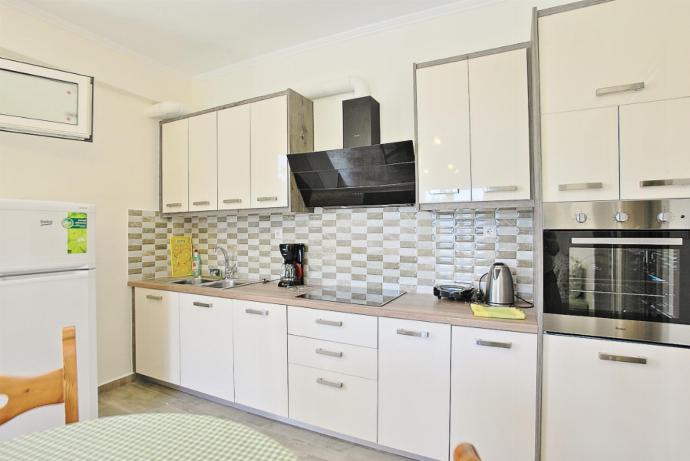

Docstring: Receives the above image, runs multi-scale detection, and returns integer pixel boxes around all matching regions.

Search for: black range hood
[287,96,415,208]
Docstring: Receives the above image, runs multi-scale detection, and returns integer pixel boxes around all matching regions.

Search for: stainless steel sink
[171,278,218,285]
[169,277,269,289]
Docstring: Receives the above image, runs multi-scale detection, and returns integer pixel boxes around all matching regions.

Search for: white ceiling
[18,0,467,76]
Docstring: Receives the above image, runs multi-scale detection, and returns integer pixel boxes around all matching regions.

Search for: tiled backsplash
[128,206,534,299]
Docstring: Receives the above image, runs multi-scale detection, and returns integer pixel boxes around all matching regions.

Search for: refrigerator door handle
[0,269,90,285]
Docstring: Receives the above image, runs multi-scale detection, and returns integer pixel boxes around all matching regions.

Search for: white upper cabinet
[539,0,690,114]
[620,97,690,200]
[469,48,531,201]
[542,107,620,202]
[250,95,289,209]
[161,118,189,212]
[217,104,251,210]
[188,112,218,212]
[416,60,472,204]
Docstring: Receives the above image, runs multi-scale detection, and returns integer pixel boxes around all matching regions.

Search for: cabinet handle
[146,295,163,301]
[476,339,512,349]
[165,202,182,208]
[192,201,210,206]
[483,185,518,193]
[315,348,343,358]
[245,308,269,316]
[599,353,647,365]
[222,198,243,204]
[640,178,690,188]
[256,196,278,202]
[193,301,212,308]
[558,182,603,192]
[396,328,430,338]
[316,377,344,389]
[316,318,342,327]
[595,81,645,97]
[428,188,460,195]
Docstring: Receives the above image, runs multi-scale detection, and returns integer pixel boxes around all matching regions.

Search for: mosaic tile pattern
[128,207,533,299]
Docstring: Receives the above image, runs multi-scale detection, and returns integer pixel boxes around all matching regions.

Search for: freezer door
[0,269,97,440]
[0,200,96,275]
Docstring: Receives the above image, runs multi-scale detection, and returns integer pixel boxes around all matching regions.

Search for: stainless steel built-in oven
[543,200,690,346]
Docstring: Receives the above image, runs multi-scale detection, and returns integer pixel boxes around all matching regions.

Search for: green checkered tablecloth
[0,413,298,461]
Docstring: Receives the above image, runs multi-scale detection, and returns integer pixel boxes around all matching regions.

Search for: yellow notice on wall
[169,235,193,277]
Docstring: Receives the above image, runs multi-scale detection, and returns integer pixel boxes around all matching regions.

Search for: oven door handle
[571,237,683,246]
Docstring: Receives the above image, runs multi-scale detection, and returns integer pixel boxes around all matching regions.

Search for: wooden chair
[454,443,482,461]
[0,326,79,425]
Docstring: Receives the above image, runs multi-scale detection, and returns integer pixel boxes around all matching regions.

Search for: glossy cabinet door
[233,301,288,416]
[161,119,189,212]
[541,107,619,202]
[469,48,530,201]
[250,96,288,209]
[416,60,472,204]
[134,288,180,384]
[217,104,251,210]
[620,97,690,200]
[451,327,537,461]
[188,112,218,212]
[542,334,690,461]
[539,0,690,114]
[179,294,234,402]
[378,318,451,460]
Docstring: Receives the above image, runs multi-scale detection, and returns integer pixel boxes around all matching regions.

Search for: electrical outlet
[484,226,496,237]
[273,229,283,240]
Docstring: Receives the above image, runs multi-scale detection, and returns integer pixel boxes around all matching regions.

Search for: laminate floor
[99,379,408,461]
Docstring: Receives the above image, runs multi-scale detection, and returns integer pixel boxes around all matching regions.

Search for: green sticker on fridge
[64,212,88,254]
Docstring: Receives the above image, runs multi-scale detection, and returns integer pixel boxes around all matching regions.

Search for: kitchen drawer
[288,363,377,442]
[288,335,377,380]
[287,306,377,348]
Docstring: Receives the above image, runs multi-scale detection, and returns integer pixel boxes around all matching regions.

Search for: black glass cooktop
[297,287,406,307]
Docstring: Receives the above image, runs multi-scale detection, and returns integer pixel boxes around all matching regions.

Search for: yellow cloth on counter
[470,303,526,320]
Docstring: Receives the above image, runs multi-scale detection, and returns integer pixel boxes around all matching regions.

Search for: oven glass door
[543,230,689,324]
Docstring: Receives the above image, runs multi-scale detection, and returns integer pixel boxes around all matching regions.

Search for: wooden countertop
[127,279,538,334]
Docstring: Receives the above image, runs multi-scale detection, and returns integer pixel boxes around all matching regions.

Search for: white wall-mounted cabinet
[188,112,218,212]
[218,104,251,210]
[134,288,180,384]
[161,119,189,212]
[542,334,690,461]
[416,45,531,206]
[179,294,234,401]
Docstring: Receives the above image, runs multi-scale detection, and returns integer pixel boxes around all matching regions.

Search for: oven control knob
[657,212,672,223]
[575,212,588,224]
[615,212,629,223]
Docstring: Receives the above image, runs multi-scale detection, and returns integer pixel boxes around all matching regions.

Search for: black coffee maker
[278,243,305,287]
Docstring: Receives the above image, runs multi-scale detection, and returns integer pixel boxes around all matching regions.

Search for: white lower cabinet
[378,318,451,461]
[179,294,234,401]
[233,301,288,417]
[134,288,180,384]
[542,334,690,461]
[450,326,536,461]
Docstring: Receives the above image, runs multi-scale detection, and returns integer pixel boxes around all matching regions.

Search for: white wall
[0,2,191,385]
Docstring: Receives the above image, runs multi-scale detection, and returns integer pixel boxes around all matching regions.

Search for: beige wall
[0,2,191,385]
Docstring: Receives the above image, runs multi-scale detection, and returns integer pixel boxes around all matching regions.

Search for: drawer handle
[316,318,342,327]
[256,196,278,202]
[316,377,344,389]
[192,201,210,206]
[315,348,343,358]
[483,185,518,193]
[428,188,460,195]
[476,339,512,349]
[246,308,269,316]
[165,202,182,208]
[599,353,647,365]
[222,198,243,204]
[595,81,645,97]
[146,295,163,301]
[193,301,212,308]
[558,182,603,192]
[396,328,430,338]
[640,178,690,188]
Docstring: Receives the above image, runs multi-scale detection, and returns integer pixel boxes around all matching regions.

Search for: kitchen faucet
[215,245,237,279]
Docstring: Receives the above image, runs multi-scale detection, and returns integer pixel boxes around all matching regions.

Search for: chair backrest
[454,443,482,461]
[0,326,79,425]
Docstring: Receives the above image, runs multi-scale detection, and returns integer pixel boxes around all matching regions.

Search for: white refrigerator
[0,199,97,441]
